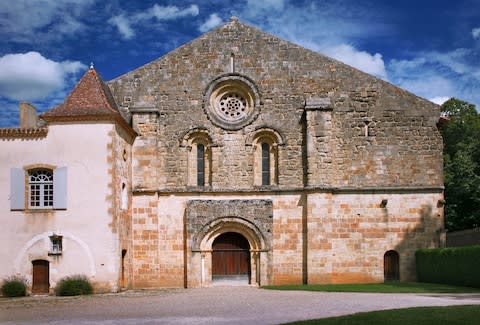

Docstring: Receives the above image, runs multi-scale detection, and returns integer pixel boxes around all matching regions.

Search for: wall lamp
[380,199,388,208]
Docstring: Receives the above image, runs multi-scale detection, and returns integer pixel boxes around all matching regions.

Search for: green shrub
[55,275,93,296]
[1,276,27,297]
[416,245,480,288]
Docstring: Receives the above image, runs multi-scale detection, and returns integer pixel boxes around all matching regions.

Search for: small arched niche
[384,250,400,282]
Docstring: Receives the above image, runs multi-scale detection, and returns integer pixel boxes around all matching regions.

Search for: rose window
[205,75,260,130]
[219,93,247,120]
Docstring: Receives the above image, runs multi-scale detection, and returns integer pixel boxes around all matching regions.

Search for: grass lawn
[263,282,480,293]
[284,305,480,324]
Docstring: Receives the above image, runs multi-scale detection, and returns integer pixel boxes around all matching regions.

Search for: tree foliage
[440,98,480,231]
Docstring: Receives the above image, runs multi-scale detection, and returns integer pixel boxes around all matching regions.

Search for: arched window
[10,166,67,210]
[261,143,270,186]
[249,128,284,187]
[197,144,205,186]
[29,169,53,208]
[181,128,213,187]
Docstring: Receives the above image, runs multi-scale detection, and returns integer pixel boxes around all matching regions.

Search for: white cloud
[388,53,480,109]
[110,4,199,39]
[246,0,285,11]
[427,49,472,74]
[0,52,86,101]
[472,27,480,39]
[199,14,223,32]
[0,0,95,42]
[429,96,450,105]
[235,0,392,80]
[323,44,387,79]
[240,1,390,49]
[108,15,135,40]
[144,4,199,21]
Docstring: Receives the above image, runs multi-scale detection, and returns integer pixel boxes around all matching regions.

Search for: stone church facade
[1,18,445,292]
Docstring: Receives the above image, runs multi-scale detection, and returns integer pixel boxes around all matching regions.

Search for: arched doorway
[32,260,49,294]
[212,232,250,284]
[384,250,400,282]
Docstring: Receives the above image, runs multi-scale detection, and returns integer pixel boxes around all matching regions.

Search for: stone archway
[186,200,273,287]
[192,217,268,287]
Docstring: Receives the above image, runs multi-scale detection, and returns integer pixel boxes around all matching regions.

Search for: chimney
[19,102,38,128]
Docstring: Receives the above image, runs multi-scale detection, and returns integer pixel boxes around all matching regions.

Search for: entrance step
[212,275,250,286]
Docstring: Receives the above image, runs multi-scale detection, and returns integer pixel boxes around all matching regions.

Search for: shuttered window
[29,169,53,208]
[53,167,67,209]
[10,168,25,210]
[9,167,67,210]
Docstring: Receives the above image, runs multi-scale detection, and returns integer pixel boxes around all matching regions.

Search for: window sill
[12,208,67,213]
[25,208,55,214]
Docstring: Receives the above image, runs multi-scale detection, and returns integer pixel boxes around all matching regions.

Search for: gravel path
[1,287,479,324]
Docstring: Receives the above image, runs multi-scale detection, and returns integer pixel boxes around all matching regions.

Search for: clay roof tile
[41,67,121,120]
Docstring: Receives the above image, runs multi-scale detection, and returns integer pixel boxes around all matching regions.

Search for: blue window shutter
[10,168,25,210]
[53,167,67,209]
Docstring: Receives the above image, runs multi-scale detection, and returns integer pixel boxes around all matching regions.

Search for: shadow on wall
[389,199,445,282]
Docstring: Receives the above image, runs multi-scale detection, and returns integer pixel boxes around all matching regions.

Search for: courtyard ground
[1,286,479,324]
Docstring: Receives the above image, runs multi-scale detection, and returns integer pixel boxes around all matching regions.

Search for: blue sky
[1,0,479,127]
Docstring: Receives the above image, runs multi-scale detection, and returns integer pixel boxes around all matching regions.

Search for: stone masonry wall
[307,192,445,283]
[109,19,443,191]
[111,19,445,288]
[131,112,160,190]
[109,124,134,289]
[131,193,161,288]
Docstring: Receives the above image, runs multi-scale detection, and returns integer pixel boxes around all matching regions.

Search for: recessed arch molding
[186,199,272,252]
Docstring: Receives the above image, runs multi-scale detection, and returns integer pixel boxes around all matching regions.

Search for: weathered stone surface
[109,19,443,192]
[106,18,445,288]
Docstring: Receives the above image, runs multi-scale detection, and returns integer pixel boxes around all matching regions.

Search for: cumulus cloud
[235,0,391,80]
[246,0,285,11]
[199,14,223,32]
[0,0,95,42]
[108,15,135,40]
[429,96,450,105]
[472,27,480,39]
[110,4,199,39]
[323,44,387,79]
[137,4,199,21]
[0,52,86,101]
[240,0,390,48]
[388,52,480,108]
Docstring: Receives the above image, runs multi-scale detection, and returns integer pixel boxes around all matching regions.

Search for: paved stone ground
[1,287,479,324]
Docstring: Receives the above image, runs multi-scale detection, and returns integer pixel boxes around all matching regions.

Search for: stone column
[304,97,333,186]
[130,107,160,189]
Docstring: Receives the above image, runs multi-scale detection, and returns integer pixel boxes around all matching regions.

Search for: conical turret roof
[42,66,122,120]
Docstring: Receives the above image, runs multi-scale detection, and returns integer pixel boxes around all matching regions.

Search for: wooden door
[384,250,399,281]
[212,232,250,277]
[32,260,49,294]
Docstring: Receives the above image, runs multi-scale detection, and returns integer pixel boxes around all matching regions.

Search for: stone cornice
[132,185,444,196]
[129,106,159,115]
[0,127,48,139]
